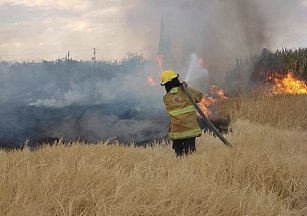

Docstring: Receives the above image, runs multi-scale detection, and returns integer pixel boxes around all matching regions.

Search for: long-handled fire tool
[181,83,233,148]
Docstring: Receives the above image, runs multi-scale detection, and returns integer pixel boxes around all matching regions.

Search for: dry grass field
[0,95,307,216]
[236,94,307,130]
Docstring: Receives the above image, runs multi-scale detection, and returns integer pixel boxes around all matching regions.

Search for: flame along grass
[199,85,227,117]
[269,72,307,95]
[0,95,307,215]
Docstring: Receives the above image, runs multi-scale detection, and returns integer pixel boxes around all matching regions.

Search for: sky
[0,0,153,61]
[0,0,307,62]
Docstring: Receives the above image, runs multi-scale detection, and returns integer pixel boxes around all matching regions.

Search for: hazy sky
[0,0,307,61]
[0,0,152,61]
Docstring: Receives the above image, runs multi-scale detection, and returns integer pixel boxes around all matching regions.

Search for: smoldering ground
[0,57,168,148]
[123,0,307,84]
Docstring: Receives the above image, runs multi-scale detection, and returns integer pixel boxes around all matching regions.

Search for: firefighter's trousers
[172,137,196,157]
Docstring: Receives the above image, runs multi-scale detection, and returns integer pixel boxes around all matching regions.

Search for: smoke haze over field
[0,0,307,147]
[124,0,307,82]
[0,58,168,147]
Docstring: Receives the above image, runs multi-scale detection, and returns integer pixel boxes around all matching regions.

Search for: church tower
[158,16,172,69]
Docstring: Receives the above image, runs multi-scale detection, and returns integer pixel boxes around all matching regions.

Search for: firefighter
[161,69,203,157]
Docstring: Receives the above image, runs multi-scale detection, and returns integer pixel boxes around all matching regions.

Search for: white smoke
[0,58,168,146]
[185,53,209,92]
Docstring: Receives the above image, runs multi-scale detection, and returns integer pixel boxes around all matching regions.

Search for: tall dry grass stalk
[0,95,306,215]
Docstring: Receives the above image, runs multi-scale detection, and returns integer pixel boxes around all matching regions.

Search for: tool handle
[181,84,233,148]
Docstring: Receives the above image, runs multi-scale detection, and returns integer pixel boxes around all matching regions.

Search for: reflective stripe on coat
[163,86,203,140]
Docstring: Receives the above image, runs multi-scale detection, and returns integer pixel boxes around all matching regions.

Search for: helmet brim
[160,74,179,86]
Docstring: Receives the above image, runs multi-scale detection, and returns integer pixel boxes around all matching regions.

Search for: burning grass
[268,72,307,95]
[0,95,307,215]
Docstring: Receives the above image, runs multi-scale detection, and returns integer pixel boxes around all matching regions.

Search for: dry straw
[0,95,306,215]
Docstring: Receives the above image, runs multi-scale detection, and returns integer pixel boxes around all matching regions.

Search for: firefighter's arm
[163,95,171,133]
[187,87,203,103]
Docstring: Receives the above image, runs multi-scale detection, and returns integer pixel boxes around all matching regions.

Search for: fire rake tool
[181,84,233,148]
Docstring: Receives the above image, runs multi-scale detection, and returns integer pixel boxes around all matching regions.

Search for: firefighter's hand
[182,81,188,87]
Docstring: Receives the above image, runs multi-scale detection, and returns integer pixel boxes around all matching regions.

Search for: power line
[0,49,92,57]
[0,48,156,58]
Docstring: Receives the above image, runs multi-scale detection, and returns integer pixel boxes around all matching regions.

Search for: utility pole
[92,48,96,62]
[92,48,96,72]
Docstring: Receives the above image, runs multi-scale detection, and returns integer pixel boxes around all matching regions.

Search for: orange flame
[146,55,164,87]
[147,74,156,86]
[269,72,307,95]
[198,57,205,67]
[198,97,215,116]
[155,55,164,75]
[198,85,227,117]
[210,85,227,99]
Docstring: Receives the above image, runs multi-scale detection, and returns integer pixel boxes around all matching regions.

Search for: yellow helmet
[160,70,178,85]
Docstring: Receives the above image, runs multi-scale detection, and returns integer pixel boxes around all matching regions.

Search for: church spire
[158,14,172,69]
[158,15,166,55]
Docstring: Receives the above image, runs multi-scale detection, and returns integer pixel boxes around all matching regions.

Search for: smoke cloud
[123,0,307,84]
[185,53,209,93]
[1,0,306,147]
[0,57,168,147]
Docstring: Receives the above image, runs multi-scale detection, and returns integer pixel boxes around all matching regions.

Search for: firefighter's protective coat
[163,86,203,140]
